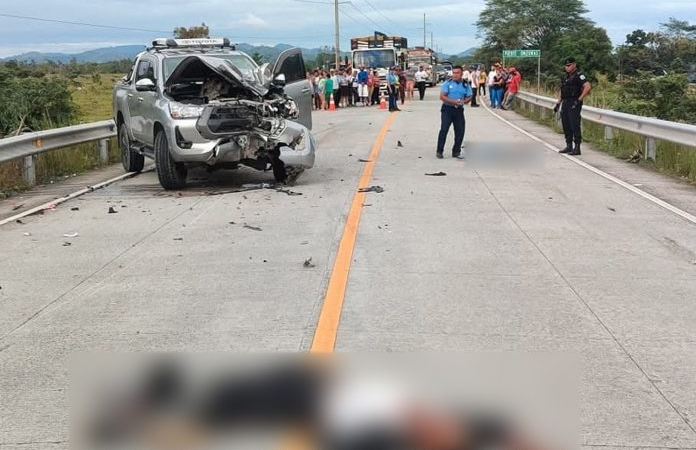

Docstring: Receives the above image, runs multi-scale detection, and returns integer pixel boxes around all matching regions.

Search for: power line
[0,12,340,45]
[0,13,170,33]
[361,0,402,32]
[338,6,373,34]
[348,2,393,35]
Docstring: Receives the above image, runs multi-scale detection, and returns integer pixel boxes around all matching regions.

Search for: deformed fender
[276,120,316,169]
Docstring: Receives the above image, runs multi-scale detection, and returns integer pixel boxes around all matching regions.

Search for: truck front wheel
[119,123,144,172]
[154,130,187,190]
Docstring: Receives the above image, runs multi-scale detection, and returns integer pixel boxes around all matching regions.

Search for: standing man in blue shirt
[386,66,401,112]
[436,65,473,159]
[357,66,369,106]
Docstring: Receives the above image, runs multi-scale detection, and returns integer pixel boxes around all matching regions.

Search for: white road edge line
[0,166,154,227]
[481,102,696,226]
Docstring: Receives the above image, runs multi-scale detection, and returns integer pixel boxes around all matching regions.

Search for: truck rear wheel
[154,130,187,190]
[119,123,144,172]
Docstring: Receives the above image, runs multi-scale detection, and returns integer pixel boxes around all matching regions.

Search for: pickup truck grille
[205,105,259,133]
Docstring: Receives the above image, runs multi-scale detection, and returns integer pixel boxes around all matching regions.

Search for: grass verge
[1,74,122,198]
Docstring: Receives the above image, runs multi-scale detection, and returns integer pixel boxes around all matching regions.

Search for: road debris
[15,219,23,224]
[358,159,372,163]
[607,207,616,212]
[11,204,24,211]
[173,237,184,241]
[63,232,79,238]
[229,221,237,225]
[62,242,72,247]
[275,187,303,196]
[243,224,263,232]
[303,257,316,268]
[362,203,373,207]
[108,206,118,214]
[397,140,403,147]
[23,232,31,236]
[425,172,447,176]
[71,207,80,211]
[358,186,384,193]
[300,241,309,245]
[242,183,273,190]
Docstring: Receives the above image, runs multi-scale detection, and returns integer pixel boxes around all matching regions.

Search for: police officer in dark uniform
[554,57,591,155]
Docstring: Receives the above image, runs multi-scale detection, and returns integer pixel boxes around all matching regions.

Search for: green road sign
[502,49,541,58]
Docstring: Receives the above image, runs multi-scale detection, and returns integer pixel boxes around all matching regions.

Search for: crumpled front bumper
[167,118,316,168]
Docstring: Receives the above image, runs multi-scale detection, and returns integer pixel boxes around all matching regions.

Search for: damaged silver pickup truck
[113,38,316,189]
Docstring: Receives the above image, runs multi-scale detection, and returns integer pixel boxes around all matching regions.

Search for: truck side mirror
[273,73,286,88]
[135,78,156,92]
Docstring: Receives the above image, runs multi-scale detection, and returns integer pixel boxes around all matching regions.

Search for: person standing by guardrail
[490,65,505,108]
[554,57,591,155]
[487,65,497,106]
[436,65,473,159]
[502,67,521,110]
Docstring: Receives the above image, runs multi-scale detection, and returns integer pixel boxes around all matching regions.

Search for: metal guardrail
[0,120,116,184]
[516,91,696,159]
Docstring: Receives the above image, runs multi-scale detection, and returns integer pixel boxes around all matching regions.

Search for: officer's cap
[564,57,576,65]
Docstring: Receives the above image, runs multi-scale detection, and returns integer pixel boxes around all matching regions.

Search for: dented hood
[165,55,268,97]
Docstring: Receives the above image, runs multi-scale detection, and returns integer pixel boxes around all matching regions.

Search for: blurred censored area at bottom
[71,354,577,450]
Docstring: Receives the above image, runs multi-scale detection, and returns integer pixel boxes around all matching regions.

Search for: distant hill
[1,45,146,63]
[444,47,479,61]
[1,43,478,64]
[1,43,336,64]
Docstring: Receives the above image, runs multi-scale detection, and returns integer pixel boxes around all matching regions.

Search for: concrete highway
[1,92,696,449]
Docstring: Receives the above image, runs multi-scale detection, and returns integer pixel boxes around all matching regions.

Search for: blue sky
[0,0,694,58]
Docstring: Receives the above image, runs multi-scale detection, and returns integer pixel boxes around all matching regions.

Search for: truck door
[272,48,313,130]
[130,57,158,143]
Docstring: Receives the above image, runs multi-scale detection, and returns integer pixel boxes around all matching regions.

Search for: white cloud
[234,13,271,29]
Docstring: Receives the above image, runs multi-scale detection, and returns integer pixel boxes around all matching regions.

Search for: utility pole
[334,0,340,70]
[430,32,434,50]
[423,13,427,48]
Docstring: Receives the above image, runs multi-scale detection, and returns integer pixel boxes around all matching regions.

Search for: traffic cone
[379,92,387,110]
[329,94,336,111]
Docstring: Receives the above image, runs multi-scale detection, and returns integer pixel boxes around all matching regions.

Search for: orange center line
[310,112,399,353]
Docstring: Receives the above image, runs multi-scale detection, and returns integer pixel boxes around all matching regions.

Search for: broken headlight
[169,103,205,119]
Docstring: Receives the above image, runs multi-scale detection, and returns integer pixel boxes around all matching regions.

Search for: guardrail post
[22,155,36,185]
[98,138,109,164]
[646,137,657,161]
[604,126,614,141]
[540,107,546,120]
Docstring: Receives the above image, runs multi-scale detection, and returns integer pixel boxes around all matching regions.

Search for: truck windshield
[353,50,395,69]
[163,54,258,81]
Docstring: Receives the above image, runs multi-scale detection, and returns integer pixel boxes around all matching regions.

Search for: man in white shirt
[415,65,429,100]
[469,66,479,107]
[487,67,497,107]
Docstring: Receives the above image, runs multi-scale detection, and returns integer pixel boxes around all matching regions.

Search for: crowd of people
[307,65,434,112]
[464,63,522,110]
[306,63,523,112]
